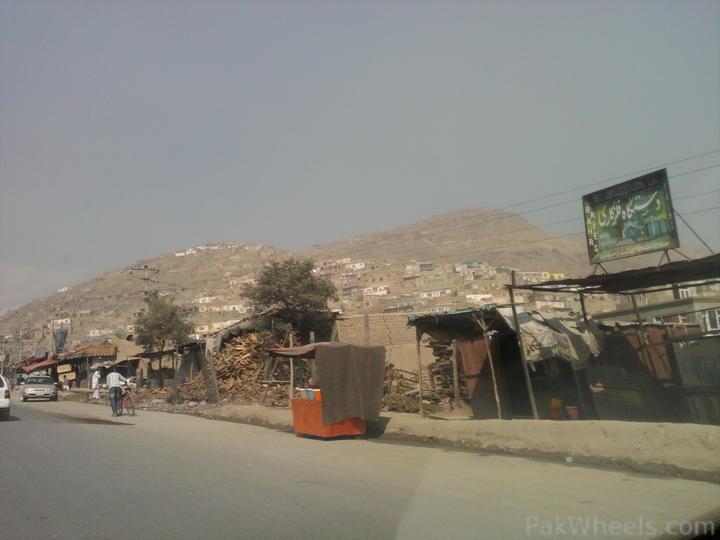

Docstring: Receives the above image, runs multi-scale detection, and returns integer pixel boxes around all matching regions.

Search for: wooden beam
[475,315,502,420]
[451,340,461,408]
[509,271,539,420]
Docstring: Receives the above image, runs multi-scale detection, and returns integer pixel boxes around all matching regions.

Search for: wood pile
[178,332,296,406]
[382,364,427,413]
[427,339,469,404]
[382,339,469,412]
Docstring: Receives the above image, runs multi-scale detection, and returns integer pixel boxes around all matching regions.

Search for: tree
[134,292,193,388]
[247,258,338,342]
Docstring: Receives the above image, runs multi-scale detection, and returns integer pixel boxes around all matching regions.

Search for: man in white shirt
[106,369,127,417]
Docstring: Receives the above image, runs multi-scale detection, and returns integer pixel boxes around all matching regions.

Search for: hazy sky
[1,0,719,313]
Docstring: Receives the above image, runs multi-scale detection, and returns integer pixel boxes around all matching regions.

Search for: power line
[422,204,720,265]
[500,150,720,212]
[681,205,720,217]
[330,164,720,261]
[328,159,720,256]
[673,187,720,201]
[326,200,720,269]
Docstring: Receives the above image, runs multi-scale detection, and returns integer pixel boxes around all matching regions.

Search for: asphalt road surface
[2,399,719,540]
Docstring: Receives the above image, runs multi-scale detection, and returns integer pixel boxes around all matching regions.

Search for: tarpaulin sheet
[315,343,385,425]
[496,308,601,369]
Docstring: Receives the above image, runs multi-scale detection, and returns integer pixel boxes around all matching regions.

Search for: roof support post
[630,293,657,378]
[201,341,220,404]
[416,328,425,418]
[579,292,589,325]
[509,271,539,420]
[475,315,503,419]
[451,340,461,409]
[288,333,294,406]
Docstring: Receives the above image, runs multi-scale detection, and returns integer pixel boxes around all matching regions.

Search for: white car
[0,375,10,420]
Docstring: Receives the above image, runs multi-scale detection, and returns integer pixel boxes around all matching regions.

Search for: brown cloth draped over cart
[269,343,385,425]
[316,343,385,425]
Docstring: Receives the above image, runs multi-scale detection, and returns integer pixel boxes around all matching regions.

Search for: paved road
[2,399,719,540]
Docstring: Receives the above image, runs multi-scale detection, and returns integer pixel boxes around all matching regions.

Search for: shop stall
[268,343,385,438]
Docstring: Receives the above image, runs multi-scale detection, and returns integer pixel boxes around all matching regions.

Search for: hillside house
[420,288,452,299]
[363,286,390,297]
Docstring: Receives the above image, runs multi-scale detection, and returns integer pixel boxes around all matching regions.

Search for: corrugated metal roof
[20,357,58,373]
[61,345,116,360]
[513,253,720,294]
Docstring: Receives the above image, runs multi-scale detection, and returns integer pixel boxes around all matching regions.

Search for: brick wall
[336,313,433,370]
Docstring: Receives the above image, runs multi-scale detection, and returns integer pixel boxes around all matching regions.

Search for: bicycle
[120,385,136,417]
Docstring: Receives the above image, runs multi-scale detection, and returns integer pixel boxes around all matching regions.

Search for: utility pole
[129,265,160,389]
[130,265,160,292]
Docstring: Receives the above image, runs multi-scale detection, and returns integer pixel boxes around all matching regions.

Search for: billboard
[583,169,679,264]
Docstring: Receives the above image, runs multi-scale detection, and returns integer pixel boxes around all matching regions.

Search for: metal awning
[20,357,58,373]
[511,253,720,295]
[267,343,331,359]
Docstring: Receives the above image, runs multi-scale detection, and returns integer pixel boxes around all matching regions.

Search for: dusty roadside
[65,391,720,483]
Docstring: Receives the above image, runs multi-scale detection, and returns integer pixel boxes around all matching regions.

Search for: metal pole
[416,329,425,418]
[288,333,294,406]
[674,210,714,255]
[508,271,539,420]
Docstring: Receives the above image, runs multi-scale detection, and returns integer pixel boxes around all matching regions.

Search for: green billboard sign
[583,169,679,264]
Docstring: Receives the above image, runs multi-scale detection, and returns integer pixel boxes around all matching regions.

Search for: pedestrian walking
[91,369,101,400]
[106,369,126,417]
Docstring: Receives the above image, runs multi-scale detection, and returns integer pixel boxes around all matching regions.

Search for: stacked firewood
[381,338,469,412]
[426,339,468,402]
[179,332,287,404]
[382,363,428,413]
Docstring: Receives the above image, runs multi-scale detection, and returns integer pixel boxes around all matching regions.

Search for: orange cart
[268,343,384,439]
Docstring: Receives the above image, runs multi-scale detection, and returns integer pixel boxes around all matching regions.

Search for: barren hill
[302,208,592,275]
[1,207,702,354]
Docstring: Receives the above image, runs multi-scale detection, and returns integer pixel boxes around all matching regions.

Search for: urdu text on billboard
[583,169,679,264]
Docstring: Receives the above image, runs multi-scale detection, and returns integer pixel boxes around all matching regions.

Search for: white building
[420,288,452,299]
[222,305,248,313]
[345,262,366,271]
[363,286,390,296]
[174,248,197,257]
[466,294,493,304]
[89,329,114,338]
[192,296,217,305]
